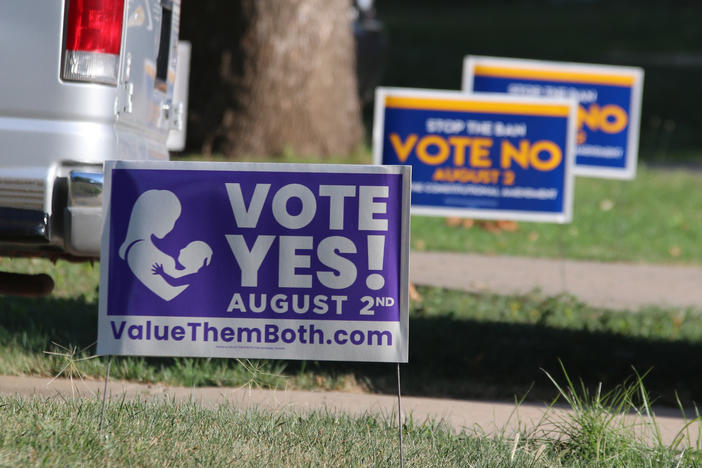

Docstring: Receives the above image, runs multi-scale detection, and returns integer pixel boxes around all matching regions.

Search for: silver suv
[0,0,188,273]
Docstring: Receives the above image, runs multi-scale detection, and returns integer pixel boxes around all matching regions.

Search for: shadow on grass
[405,316,702,406]
[0,295,99,351]
[2,295,701,407]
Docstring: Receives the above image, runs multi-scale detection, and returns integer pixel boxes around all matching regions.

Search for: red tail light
[62,0,125,85]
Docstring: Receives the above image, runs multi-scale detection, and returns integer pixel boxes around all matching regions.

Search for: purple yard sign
[97,161,411,363]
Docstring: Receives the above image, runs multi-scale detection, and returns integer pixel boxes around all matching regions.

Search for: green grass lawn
[3,271,702,463]
[411,165,702,264]
[1,396,698,467]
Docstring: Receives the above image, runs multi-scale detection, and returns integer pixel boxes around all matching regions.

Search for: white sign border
[98,160,412,363]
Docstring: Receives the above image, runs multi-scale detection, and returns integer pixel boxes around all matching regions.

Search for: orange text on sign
[578,104,628,134]
[389,134,563,172]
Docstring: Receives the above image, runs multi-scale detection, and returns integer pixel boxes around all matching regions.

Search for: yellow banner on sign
[473,65,636,87]
[384,96,572,117]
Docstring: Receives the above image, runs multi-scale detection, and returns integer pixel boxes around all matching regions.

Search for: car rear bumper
[0,164,104,259]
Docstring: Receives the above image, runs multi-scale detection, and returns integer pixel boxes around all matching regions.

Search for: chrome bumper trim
[68,170,103,207]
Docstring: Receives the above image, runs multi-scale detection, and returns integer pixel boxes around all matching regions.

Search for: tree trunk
[199,0,363,158]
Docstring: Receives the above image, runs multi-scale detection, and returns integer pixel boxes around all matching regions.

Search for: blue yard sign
[463,56,644,179]
[373,87,576,223]
[98,161,411,363]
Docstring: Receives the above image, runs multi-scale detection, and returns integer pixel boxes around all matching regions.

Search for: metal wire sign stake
[98,355,112,434]
[397,362,404,468]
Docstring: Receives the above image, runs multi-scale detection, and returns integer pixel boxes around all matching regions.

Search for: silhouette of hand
[151,263,164,276]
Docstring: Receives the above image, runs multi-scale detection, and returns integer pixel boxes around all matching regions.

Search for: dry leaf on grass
[445,217,462,227]
[478,221,501,233]
[496,220,519,232]
[409,283,422,303]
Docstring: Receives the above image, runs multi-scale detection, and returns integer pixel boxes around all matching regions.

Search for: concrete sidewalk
[0,375,697,446]
[410,251,702,310]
